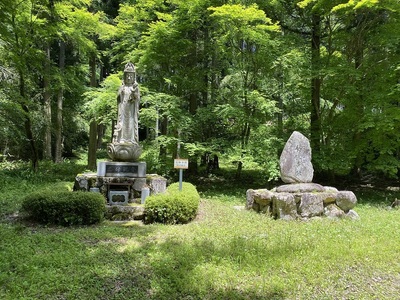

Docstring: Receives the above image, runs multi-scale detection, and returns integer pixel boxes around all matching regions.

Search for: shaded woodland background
[0,0,399,184]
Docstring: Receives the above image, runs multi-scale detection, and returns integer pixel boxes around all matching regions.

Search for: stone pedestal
[97,161,146,177]
[246,184,359,220]
[107,142,142,162]
[74,169,167,205]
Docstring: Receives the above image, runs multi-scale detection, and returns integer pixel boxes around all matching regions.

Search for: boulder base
[247,185,358,220]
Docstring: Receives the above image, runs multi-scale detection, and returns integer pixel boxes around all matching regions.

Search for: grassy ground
[1,161,400,299]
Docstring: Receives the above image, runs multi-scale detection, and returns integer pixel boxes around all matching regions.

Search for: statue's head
[123,62,136,85]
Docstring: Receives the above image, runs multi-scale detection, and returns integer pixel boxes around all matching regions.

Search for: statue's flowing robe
[115,83,140,144]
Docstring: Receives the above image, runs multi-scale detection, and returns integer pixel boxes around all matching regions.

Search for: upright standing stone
[280,131,313,183]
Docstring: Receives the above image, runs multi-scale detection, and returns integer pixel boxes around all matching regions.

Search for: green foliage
[1,0,399,180]
[83,73,121,122]
[144,182,200,224]
[21,191,105,226]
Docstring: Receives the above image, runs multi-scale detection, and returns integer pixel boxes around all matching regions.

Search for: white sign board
[174,158,189,169]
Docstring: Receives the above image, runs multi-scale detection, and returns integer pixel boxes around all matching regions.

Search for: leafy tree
[0,0,48,169]
[319,0,400,178]
[208,4,281,177]
[130,0,218,171]
[0,0,113,169]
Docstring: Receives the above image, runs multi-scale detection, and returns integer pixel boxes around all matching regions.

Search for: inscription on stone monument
[105,164,138,177]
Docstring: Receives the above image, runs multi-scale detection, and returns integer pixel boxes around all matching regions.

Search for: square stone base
[74,173,167,206]
[97,161,146,177]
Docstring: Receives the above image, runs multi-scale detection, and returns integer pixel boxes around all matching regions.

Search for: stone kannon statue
[107,62,142,162]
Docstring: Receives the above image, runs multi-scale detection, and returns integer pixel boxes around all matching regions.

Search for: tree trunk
[158,116,168,165]
[43,44,52,160]
[87,53,98,170]
[87,120,98,170]
[310,12,322,154]
[352,35,365,177]
[19,71,39,171]
[55,40,65,163]
[275,60,284,139]
[97,123,105,149]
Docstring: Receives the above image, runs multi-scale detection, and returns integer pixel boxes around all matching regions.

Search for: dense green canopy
[0,0,399,181]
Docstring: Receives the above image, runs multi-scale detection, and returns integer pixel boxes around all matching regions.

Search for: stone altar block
[97,161,146,177]
[74,170,167,205]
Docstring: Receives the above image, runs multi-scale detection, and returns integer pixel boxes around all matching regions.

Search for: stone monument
[74,63,166,220]
[279,131,313,183]
[246,131,359,220]
[107,62,142,162]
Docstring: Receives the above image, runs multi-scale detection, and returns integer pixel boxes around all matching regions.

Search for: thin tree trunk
[310,12,322,154]
[19,71,39,171]
[87,53,98,170]
[97,124,105,149]
[352,35,365,177]
[188,93,199,175]
[87,120,98,170]
[55,40,65,163]
[43,44,52,160]
[158,116,168,166]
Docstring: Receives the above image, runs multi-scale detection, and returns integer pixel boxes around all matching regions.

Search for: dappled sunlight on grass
[1,161,400,299]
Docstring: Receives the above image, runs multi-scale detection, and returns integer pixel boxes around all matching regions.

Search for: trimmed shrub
[21,191,106,226]
[144,182,200,224]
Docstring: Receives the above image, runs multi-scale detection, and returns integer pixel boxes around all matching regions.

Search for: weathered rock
[324,204,345,219]
[299,193,324,218]
[132,178,146,190]
[246,189,274,209]
[105,204,145,220]
[246,189,256,209]
[73,173,97,191]
[280,131,313,183]
[74,177,89,191]
[254,189,274,205]
[260,204,272,215]
[147,174,167,195]
[276,183,325,193]
[246,131,359,220]
[273,193,298,220]
[320,192,337,205]
[345,209,360,220]
[247,187,358,221]
[252,202,260,212]
[324,186,339,193]
[336,191,357,211]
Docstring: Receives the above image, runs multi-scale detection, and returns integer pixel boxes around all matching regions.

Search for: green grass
[1,161,400,299]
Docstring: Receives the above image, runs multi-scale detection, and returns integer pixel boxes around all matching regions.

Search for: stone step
[105,204,145,221]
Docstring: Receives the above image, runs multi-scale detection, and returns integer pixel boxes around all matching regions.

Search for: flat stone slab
[276,183,325,193]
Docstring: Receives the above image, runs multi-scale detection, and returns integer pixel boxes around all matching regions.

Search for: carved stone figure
[108,62,142,162]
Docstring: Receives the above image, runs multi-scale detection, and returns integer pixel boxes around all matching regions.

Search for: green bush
[21,191,106,226]
[144,182,200,224]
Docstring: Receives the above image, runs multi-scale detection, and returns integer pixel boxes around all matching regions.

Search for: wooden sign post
[174,158,189,191]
